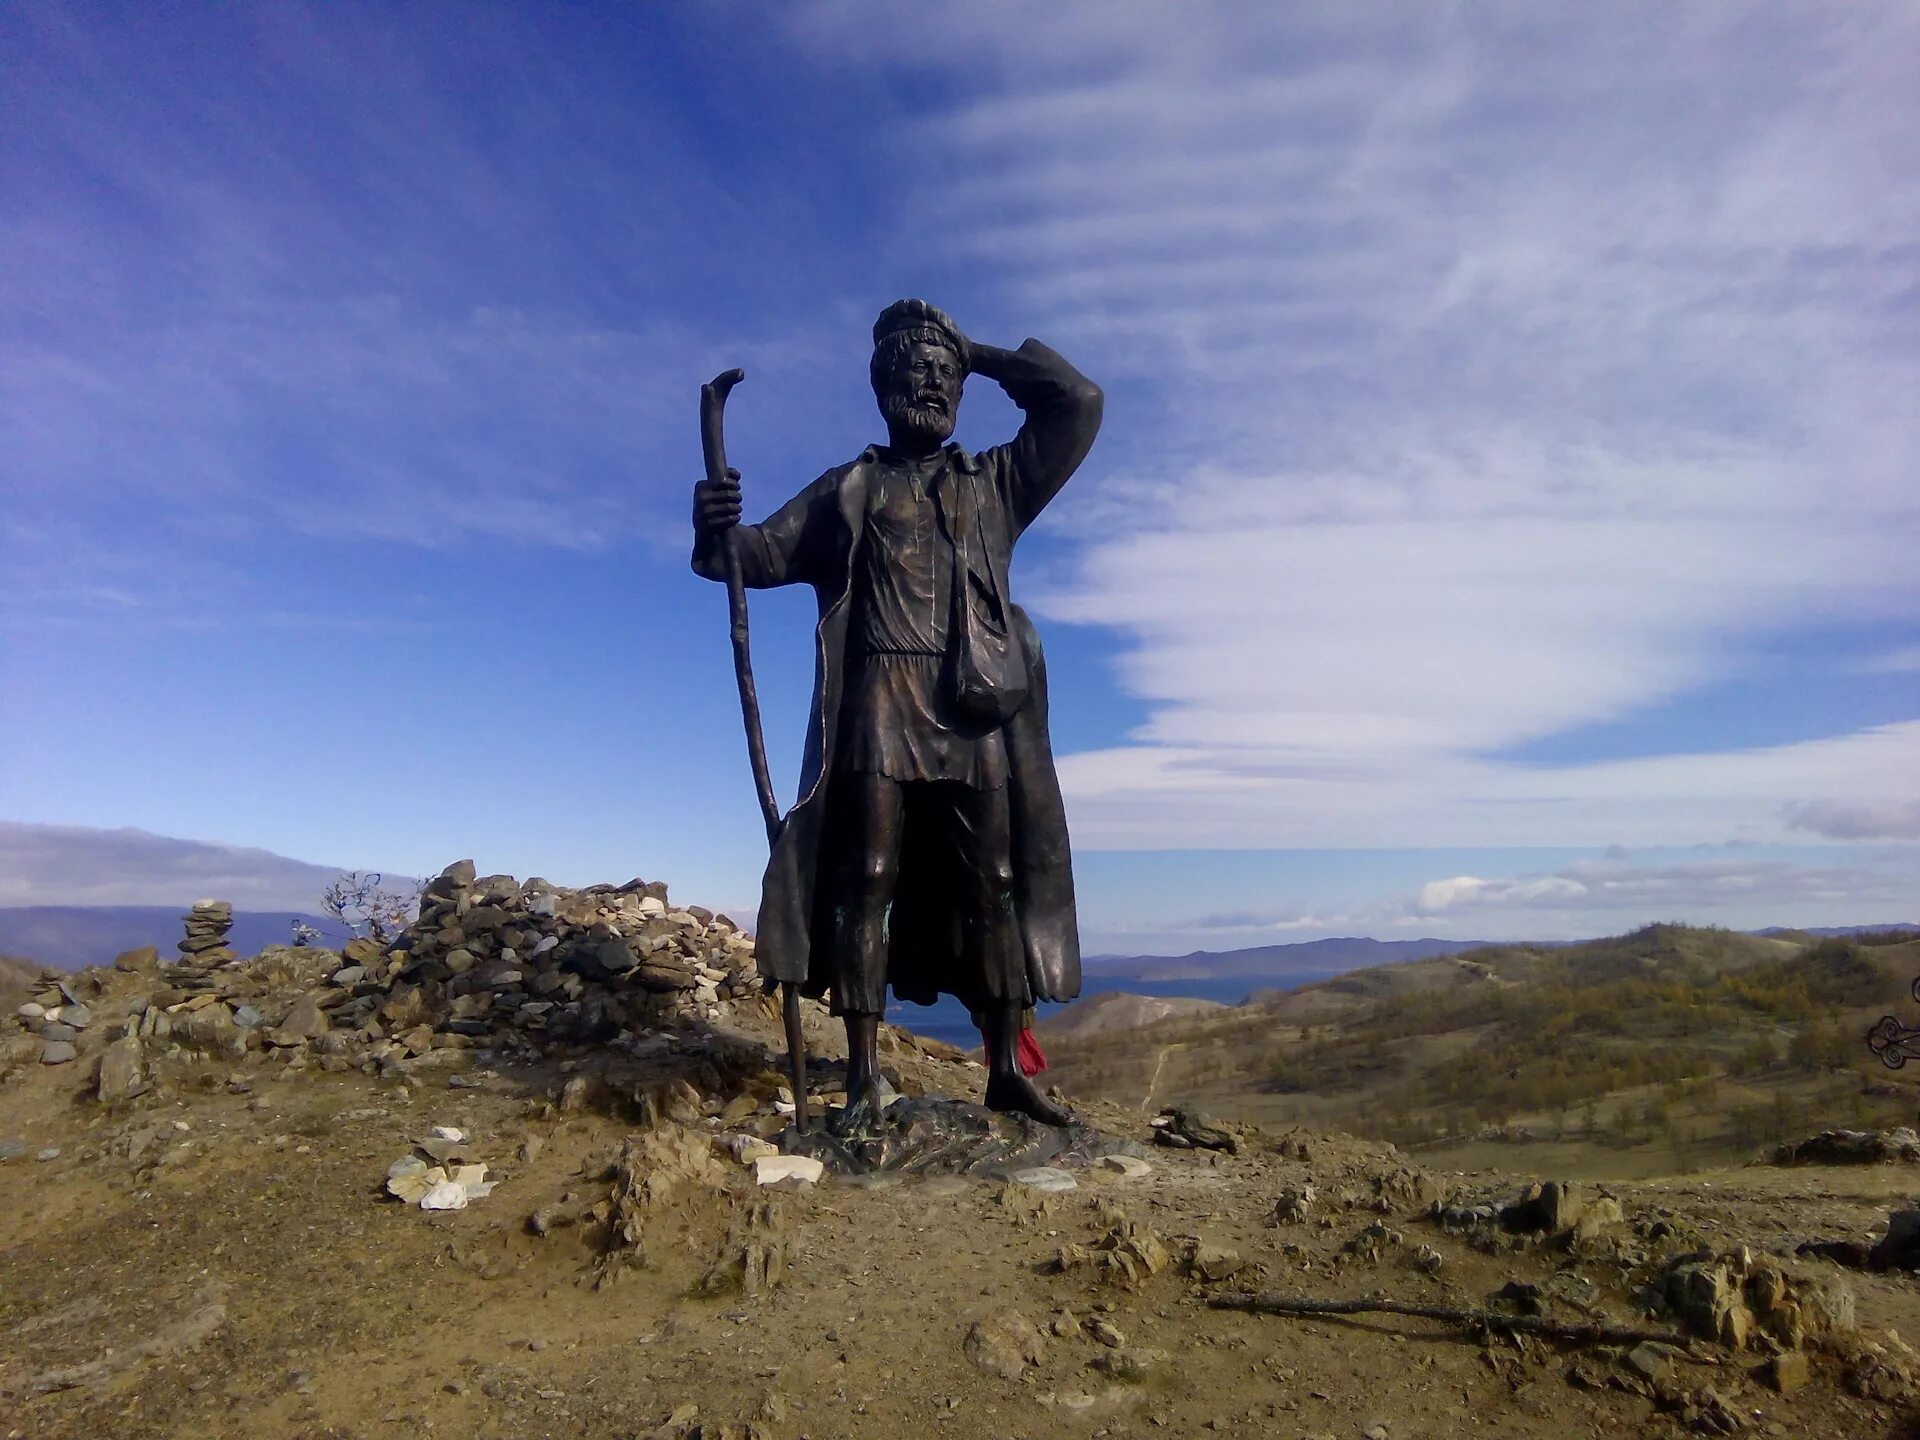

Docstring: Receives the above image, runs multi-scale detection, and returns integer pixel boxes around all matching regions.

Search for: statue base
[778,1094,1144,1178]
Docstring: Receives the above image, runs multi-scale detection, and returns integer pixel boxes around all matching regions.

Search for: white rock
[432,1125,466,1142]
[451,1162,496,1199]
[17,1003,44,1021]
[637,896,667,917]
[533,935,559,955]
[420,1180,468,1211]
[1097,1154,1152,1179]
[754,1154,824,1186]
[389,1162,448,1203]
[724,1135,779,1165]
[1009,1166,1078,1193]
[389,1159,453,1205]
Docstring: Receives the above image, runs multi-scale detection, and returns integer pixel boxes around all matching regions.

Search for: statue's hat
[872,299,966,362]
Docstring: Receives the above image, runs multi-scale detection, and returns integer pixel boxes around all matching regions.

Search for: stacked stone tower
[178,899,235,966]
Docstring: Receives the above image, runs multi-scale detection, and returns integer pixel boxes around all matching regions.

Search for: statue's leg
[982,1002,1072,1126]
[953,782,1074,1127]
[829,773,904,1135]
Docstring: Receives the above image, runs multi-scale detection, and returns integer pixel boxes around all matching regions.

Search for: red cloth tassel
[1017,1027,1048,1077]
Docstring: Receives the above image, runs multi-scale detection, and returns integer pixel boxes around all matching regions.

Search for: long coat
[692,339,1103,1011]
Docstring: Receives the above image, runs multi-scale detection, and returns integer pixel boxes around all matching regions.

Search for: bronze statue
[693,300,1102,1133]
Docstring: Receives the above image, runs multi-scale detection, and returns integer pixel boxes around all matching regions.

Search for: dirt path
[1140,1040,1183,1112]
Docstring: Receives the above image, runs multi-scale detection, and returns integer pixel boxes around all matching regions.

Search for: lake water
[885,974,1270,1049]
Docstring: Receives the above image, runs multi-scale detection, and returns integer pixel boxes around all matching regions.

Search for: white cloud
[1408,854,1915,918]
[1784,799,1920,842]
[817,2,1920,851]
[0,820,393,909]
[1418,875,1586,913]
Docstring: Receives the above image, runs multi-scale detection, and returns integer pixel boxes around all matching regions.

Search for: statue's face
[878,341,963,447]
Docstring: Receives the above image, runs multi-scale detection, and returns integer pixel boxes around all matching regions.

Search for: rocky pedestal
[178,900,235,967]
[781,1094,1146,1180]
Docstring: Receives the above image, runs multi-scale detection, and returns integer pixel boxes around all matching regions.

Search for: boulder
[1183,1243,1245,1282]
[1870,1209,1920,1271]
[1771,1128,1920,1166]
[1667,1260,1744,1345]
[115,945,161,974]
[342,935,383,965]
[963,1313,1046,1381]
[277,995,329,1039]
[95,1036,143,1102]
[1153,1107,1239,1154]
[753,1155,824,1186]
[1762,1352,1810,1396]
[1502,1180,1586,1234]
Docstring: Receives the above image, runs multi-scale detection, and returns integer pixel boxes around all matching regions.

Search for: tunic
[838,450,1009,790]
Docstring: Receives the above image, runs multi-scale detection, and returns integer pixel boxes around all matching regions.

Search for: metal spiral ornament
[1867,975,1920,1070]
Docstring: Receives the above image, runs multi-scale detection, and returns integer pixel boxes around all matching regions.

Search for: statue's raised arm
[966,337,1103,538]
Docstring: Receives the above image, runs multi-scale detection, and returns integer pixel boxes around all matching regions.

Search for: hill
[2,886,1916,1438]
[1039,990,1227,1041]
[0,906,332,970]
[1045,923,1920,1176]
[1084,934,1500,983]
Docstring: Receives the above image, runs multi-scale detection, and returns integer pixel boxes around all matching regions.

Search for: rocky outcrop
[1662,1247,1854,1352]
[1770,1127,1920,1166]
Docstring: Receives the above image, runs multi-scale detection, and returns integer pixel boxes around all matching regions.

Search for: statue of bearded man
[692,300,1103,1132]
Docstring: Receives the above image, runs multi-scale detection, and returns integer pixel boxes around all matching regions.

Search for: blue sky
[3,3,1916,952]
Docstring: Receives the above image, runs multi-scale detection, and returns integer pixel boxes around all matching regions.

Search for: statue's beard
[880,389,956,447]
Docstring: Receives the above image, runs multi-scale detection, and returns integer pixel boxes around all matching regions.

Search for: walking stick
[700,368,811,1132]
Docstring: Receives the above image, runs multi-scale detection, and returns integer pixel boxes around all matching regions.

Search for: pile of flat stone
[309,859,765,1059]
[98,861,766,1078]
[178,900,235,966]
[4,861,830,1088]
[11,976,95,1067]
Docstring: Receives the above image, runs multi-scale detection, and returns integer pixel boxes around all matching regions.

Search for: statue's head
[870,298,966,449]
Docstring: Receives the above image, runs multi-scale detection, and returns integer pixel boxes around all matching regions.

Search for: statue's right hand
[694,467,743,534]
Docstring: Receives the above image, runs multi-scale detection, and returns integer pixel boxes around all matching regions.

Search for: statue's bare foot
[985,1071,1074,1127]
[829,1078,889,1137]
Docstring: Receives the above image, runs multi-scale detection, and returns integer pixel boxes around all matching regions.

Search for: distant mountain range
[1759,924,1919,938]
[0,906,334,970]
[4,904,1913,981]
[1084,935,1503,985]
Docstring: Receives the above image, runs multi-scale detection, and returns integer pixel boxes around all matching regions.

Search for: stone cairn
[178,900,235,966]
[2,860,776,1078]
[332,858,768,1059]
[5,859,966,1095]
